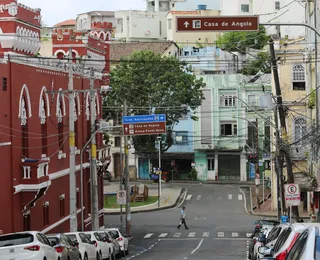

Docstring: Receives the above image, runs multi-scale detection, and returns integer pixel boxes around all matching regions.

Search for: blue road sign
[122,114,166,124]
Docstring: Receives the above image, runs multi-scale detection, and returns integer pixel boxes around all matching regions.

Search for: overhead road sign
[176,16,259,32]
[123,122,166,136]
[122,114,166,124]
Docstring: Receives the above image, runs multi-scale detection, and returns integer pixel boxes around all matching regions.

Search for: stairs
[134,194,145,202]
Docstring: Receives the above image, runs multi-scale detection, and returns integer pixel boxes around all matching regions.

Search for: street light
[157,136,162,208]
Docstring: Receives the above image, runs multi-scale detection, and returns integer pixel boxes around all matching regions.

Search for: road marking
[202,232,209,237]
[159,233,168,238]
[217,196,222,200]
[186,194,192,200]
[232,232,239,237]
[191,239,203,254]
[228,194,232,200]
[188,232,196,237]
[214,237,249,241]
[196,195,201,200]
[173,233,181,237]
[144,233,153,238]
[217,232,224,237]
[206,195,212,200]
[238,194,243,200]
[239,187,249,215]
[246,233,252,238]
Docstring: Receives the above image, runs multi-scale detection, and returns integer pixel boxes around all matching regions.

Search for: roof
[54,19,76,27]
[110,41,178,61]
[79,10,115,16]
[168,11,199,15]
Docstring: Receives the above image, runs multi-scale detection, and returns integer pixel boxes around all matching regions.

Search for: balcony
[20,158,50,185]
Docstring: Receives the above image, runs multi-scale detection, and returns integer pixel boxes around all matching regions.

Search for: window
[275,1,280,10]
[292,64,306,90]
[22,124,29,157]
[273,227,292,253]
[59,196,65,217]
[168,19,172,30]
[248,95,256,106]
[264,123,271,153]
[23,214,30,231]
[41,121,47,156]
[43,204,49,226]
[58,122,63,149]
[175,131,188,145]
[294,118,307,145]
[285,229,309,260]
[220,122,237,136]
[76,189,80,209]
[159,21,162,35]
[2,77,7,91]
[207,158,214,171]
[115,137,121,147]
[220,94,236,107]
[117,18,123,33]
[241,4,249,12]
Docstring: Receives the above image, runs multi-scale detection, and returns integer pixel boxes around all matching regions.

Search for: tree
[240,52,271,76]
[104,50,206,154]
[216,25,269,52]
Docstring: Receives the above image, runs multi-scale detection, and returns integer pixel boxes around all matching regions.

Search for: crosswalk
[143,231,252,239]
[185,193,243,201]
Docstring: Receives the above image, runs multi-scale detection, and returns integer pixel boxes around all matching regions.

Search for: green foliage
[308,89,316,109]
[216,26,269,52]
[240,52,271,76]
[187,168,198,181]
[105,50,206,154]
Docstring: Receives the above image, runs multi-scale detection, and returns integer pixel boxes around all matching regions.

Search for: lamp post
[157,136,162,208]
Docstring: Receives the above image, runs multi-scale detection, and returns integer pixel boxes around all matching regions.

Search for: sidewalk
[103,181,184,214]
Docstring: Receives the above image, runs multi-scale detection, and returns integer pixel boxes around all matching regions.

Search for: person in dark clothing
[177,206,189,229]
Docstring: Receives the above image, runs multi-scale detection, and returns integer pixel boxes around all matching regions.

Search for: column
[240,153,247,182]
[214,153,218,181]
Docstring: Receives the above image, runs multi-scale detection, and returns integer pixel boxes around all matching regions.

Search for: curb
[103,188,187,215]
[169,180,256,185]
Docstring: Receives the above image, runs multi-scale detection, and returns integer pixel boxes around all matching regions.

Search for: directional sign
[122,114,166,124]
[123,122,166,136]
[284,184,301,207]
[117,190,126,205]
[176,16,259,32]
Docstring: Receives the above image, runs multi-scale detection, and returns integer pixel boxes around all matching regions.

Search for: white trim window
[275,1,280,10]
[248,94,256,106]
[241,4,249,12]
[220,94,236,107]
[294,117,306,145]
[292,64,306,90]
[220,121,237,136]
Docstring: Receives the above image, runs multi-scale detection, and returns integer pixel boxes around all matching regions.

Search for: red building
[0,0,110,233]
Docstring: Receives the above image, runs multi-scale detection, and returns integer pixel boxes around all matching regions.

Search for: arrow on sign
[184,21,190,28]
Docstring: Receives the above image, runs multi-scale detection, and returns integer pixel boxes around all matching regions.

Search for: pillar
[240,153,247,182]
[214,153,218,181]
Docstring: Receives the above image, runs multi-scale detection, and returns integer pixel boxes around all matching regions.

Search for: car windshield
[66,234,77,243]
[47,237,59,246]
[0,233,34,247]
[109,230,119,238]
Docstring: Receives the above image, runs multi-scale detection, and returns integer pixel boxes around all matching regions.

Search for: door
[218,155,240,180]
[138,159,150,180]
[113,154,123,178]
[207,157,215,180]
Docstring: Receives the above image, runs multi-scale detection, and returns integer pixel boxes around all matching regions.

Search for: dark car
[103,170,112,181]
[47,233,81,260]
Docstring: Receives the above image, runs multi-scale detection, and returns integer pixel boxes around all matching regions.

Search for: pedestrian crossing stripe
[228,194,232,200]
[144,231,251,239]
[217,232,224,237]
[203,232,209,237]
[186,194,192,200]
[196,195,201,200]
[232,232,239,237]
[144,233,153,238]
[184,193,245,201]
[238,194,243,200]
[188,232,196,237]
[246,233,252,238]
[159,233,168,238]
[173,233,181,237]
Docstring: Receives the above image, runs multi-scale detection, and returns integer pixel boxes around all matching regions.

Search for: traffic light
[248,154,258,163]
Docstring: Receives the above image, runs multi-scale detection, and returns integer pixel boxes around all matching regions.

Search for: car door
[80,233,96,260]
[39,233,56,260]
[61,234,78,260]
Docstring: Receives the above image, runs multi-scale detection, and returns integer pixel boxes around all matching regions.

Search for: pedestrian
[177,206,189,230]
[280,211,289,223]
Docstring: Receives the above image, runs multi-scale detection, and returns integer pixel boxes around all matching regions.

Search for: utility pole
[68,47,77,232]
[255,118,260,209]
[269,39,299,219]
[158,136,162,208]
[124,100,131,236]
[119,133,123,227]
[89,68,99,230]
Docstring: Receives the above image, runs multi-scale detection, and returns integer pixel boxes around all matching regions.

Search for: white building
[220,0,305,40]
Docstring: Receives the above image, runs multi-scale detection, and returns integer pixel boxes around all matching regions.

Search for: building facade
[0,0,109,234]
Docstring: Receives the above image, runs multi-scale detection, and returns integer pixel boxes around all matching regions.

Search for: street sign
[123,122,166,136]
[122,114,166,124]
[176,16,259,32]
[117,190,126,205]
[284,184,301,207]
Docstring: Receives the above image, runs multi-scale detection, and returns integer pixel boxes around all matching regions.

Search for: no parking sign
[284,184,301,207]
[117,190,126,205]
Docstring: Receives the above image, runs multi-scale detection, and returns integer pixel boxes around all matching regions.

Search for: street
[104,183,257,260]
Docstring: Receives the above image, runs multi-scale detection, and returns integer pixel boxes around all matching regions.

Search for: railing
[20,159,50,184]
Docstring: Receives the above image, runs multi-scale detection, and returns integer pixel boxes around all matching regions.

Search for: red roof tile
[54,19,76,27]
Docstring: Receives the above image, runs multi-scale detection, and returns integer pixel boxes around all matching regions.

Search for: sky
[20,0,220,27]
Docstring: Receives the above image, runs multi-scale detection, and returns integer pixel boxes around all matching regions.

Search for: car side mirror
[90,240,96,245]
[258,246,269,255]
[73,241,79,247]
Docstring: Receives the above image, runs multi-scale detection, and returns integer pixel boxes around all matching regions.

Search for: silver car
[97,231,121,259]
[47,233,81,260]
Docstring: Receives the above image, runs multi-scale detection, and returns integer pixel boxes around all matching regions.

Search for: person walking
[177,206,189,229]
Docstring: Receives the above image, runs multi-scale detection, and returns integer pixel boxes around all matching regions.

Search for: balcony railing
[20,158,50,184]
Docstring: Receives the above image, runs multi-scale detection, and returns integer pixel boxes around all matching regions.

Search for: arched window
[40,96,47,155]
[294,118,307,145]
[58,96,64,150]
[21,96,29,157]
[292,64,306,90]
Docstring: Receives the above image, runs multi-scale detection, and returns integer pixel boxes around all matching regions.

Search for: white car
[84,231,112,260]
[104,228,129,256]
[0,231,57,260]
[65,232,97,260]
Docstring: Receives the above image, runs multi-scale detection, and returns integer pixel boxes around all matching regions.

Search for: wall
[167,117,193,153]
[194,151,207,181]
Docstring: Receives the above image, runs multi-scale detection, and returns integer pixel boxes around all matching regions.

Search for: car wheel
[83,254,88,260]
[125,247,129,255]
[97,252,102,260]
[121,250,125,257]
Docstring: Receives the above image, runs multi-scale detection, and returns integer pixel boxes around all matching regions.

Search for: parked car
[0,231,57,260]
[104,228,129,256]
[258,223,309,260]
[103,171,112,181]
[251,226,274,260]
[65,232,97,260]
[84,231,112,260]
[97,231,121,259]
[47,233,81,260]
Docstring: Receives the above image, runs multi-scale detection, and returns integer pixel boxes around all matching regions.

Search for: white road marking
[228,194,232,200]
[159,233,168,238]
[202,232,209,237]
[239,187,249,215]
[188,232,196,237]
[173,233,181,237]
[246,233,252,238]
[217,232,224,237]
[217,196,222,200]
[144,233,153,238]
[196,195,201,200]
[191,239,204,254]
[206,195,212,200]
[214,237,249,241]
[186,194,192,200]
[238,194,243,200]
[232,232,239,237]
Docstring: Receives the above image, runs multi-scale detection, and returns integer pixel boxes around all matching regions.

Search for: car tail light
[55,246,64,253]
[24,245,40,251]
[276,250,287,260]
[117,237,123,241]
[94,241,98,247]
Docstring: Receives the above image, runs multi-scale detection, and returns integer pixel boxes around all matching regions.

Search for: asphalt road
[104,183,257,260]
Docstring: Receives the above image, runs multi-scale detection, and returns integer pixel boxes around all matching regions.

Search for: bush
[188,168,197,181]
